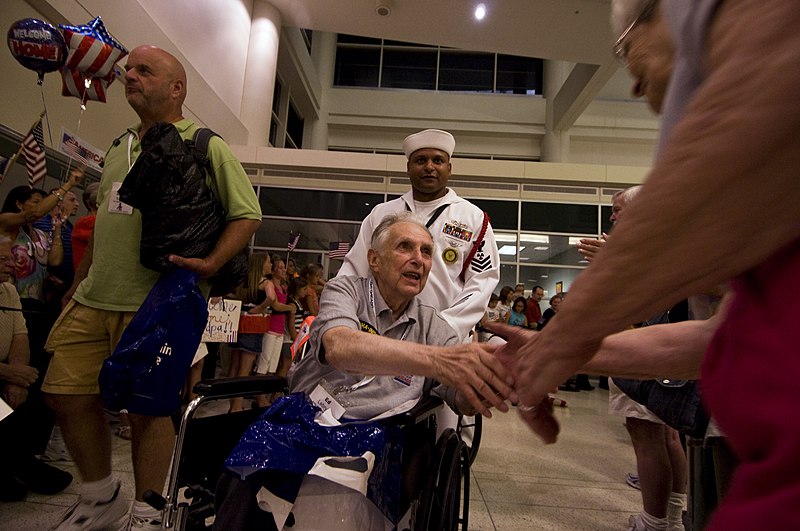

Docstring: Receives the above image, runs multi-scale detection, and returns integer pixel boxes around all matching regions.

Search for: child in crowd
[506,296,528,328]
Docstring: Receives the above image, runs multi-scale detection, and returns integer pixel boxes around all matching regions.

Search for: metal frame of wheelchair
[146,375,473,530]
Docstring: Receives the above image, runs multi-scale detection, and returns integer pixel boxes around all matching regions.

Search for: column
[241,0,281,147]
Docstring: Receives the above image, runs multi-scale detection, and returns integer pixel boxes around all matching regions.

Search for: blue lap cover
[225,392,406,523]
[99,268,208,416]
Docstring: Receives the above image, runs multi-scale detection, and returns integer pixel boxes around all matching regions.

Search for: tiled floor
[0,383,642,530]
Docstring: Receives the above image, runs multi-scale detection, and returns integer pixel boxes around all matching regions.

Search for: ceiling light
[474,3,486,20]
[533,246,548,251]
[375,0,391,17]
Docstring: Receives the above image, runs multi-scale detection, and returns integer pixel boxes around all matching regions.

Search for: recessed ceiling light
[474,3,486,20]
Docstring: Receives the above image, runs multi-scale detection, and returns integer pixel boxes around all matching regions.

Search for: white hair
[370,211,430,253]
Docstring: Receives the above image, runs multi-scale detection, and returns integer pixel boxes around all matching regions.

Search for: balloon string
[39,81,54,147]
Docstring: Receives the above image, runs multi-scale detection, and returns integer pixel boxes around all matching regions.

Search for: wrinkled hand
[168,255,219,278]
[3,383,29,409]
[576,234,607,263]
[2,363,38,387]
[485,322,561,444]
[431,339,516,418]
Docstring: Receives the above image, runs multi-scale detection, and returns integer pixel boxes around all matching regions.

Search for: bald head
[124,45,187,128]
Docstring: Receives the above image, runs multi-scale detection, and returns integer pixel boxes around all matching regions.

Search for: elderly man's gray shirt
[288,275,459,419]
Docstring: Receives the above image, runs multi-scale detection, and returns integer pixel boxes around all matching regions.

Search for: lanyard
[405,202,449,229]
[126,132,136,173]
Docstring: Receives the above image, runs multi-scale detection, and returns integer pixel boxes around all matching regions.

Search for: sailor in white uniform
[339,128,500,342]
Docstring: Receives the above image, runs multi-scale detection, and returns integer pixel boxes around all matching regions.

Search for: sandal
[116,426,132,440]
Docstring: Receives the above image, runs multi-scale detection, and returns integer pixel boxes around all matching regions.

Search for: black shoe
[577,382,595,391]
[15,457,73,495]
[598,377,609,390]
[0,474,28,502]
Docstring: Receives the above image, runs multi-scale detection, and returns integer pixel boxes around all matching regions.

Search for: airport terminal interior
[1,0,700,529]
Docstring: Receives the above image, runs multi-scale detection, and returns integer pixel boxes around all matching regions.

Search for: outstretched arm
[322,326,515,418]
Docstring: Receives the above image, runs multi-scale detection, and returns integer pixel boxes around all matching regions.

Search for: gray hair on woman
[370,211,431,253]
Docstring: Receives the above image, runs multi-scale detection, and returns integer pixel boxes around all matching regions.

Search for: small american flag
[287,232,300,252]
[328,241,351,260]
[23,120,46,186]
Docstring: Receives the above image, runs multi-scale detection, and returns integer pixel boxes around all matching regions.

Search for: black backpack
[118,122,248,293]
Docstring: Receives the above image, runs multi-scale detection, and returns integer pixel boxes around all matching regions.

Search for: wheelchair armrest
[192,375,287,399]
[395,395,444,425]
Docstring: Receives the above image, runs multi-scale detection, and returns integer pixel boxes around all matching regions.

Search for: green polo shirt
[74,119,261,312]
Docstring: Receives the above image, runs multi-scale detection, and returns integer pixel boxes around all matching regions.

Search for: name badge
[309,383,346,420]
[108,182,134,215]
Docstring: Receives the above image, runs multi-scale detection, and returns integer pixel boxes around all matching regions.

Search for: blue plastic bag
[225,393,407,523]
[99,268,208,416]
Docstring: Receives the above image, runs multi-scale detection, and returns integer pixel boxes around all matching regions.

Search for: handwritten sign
[202,299,241,343]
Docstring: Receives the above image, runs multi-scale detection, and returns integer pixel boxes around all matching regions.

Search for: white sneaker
[124,514,163,530]
[39,427,73,462]
[50,481,128,530]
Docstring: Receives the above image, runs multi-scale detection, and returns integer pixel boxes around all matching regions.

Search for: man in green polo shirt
[42,45,262,530]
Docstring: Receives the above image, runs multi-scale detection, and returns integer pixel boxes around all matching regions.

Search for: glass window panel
[518,265,586,299]
[496,55,543,95]
[381,49,436,90]
[494,231,519,264]
[518,233,587,266]
[337,35,381,45]
[601,205,613,235]
[286,102,304,149]
[468,198,518,231]
[497,264,518,294]
[334,47,380,87]
[269,117,278,147]
[383,39,436,48]
[521,202,598,234]
[438,51,494,92]
[272,78,281,115]
[259,187,383,221]
[254,218,360,251]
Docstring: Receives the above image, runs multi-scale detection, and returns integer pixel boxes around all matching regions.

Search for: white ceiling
[268,0,616,64]
[266,0,637,120]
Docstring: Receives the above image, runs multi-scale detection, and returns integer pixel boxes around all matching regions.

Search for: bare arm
[581,317,721,380]
[322,326,515,417]
[0,169,83,234]
[46,218,64,266]
[62,227,94,307]
[1,334,36,408]
[169,218,261,277]
[505,1,800,438]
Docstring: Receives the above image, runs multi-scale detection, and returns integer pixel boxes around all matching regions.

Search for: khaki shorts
[607,380,663,424]
[42,300,136,395]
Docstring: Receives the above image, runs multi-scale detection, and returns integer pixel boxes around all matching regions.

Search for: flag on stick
[328,241,351,260]
[287,232,300,252]
[22,119,47,186]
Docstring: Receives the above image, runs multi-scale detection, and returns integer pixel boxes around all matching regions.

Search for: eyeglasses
[612,0,657,65]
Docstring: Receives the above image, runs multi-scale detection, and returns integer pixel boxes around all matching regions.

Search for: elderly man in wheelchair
[208,211,514,530]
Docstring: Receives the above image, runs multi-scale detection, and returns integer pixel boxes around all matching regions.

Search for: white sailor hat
[402,129,455,159]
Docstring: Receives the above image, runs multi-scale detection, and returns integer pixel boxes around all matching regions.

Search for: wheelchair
[145,374,472,530]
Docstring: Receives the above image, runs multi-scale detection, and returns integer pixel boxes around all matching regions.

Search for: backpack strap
[187,127,220,171]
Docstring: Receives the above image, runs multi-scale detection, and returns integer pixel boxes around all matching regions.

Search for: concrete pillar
[241,0,281,146]
[541,59,571,162]
[306,31,337,150]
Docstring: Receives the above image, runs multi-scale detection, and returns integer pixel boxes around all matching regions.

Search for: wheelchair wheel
[416,429,470,530]
[457,414,483,466]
